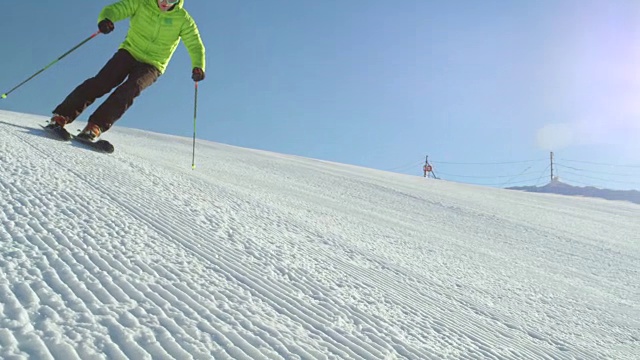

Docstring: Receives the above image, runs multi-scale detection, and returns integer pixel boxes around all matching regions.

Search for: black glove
[98,19,115,34]
[192,67,205,82]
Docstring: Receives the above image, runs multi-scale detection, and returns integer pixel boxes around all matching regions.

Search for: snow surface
[0,110,638,360]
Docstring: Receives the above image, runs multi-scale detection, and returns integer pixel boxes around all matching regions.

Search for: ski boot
[77,123,102,142]
[44,114,72,140]
[74,122,114,153]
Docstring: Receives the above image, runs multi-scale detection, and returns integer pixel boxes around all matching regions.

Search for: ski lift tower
[423,156,436,178]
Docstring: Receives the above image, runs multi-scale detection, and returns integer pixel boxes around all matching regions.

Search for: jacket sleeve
[181,15,206,71]
[98,0,139,23]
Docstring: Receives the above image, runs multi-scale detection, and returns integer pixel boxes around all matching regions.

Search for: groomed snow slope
[0,110,638,359]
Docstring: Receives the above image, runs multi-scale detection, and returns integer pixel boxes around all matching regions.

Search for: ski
[41,124,72,141]
[41,124,115,154]
[73,135,115,154]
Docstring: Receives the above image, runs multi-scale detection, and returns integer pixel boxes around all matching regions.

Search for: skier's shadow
[0,120,87,148]
[0,119,72,143]
[1,119,109,153]
[0,119,37,132]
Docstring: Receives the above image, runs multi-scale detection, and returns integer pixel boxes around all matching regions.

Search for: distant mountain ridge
[508,179,640,205]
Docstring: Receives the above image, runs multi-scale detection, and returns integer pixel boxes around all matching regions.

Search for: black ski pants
[53,49,160,132]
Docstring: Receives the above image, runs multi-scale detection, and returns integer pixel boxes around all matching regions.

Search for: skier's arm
[98,0,139,24]
[181,16,206,72]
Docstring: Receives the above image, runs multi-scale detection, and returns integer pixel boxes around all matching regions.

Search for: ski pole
[191,82,199,170]
[1,31,101,99]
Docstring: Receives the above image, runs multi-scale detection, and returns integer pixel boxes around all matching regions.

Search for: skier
[47,0,206,141]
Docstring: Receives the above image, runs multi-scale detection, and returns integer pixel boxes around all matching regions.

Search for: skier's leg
[52,49,135,122]
[87,62,160,132]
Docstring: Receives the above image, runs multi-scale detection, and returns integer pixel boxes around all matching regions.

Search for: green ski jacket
[99,0,205,74]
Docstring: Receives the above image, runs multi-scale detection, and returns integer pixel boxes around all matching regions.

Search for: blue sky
[2,0,640,189]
